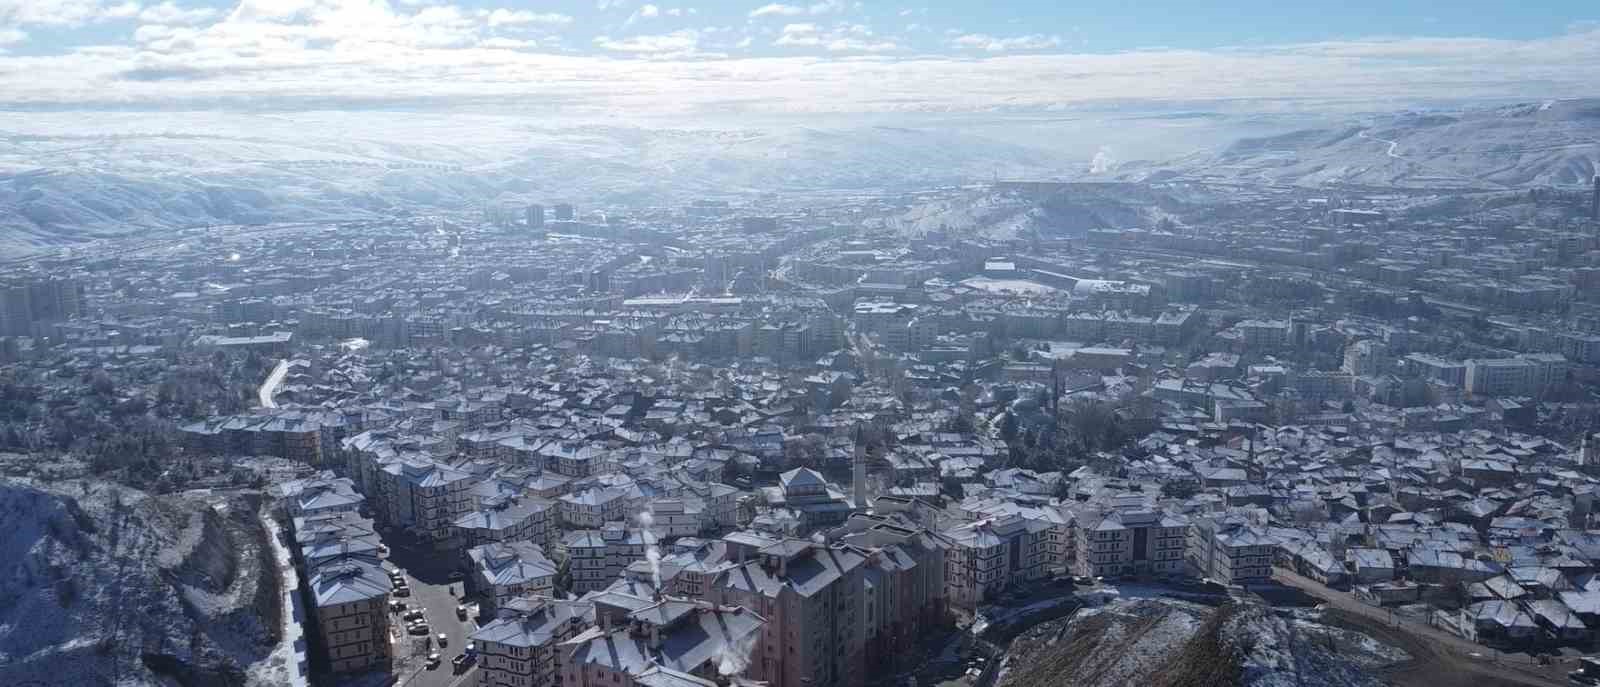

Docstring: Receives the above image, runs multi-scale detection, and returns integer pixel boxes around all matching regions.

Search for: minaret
[853,426,868,511]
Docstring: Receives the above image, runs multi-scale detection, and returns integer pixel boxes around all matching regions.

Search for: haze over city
[1,3,1600,687]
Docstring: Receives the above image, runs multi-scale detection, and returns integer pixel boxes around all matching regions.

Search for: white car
[437,633,448,647]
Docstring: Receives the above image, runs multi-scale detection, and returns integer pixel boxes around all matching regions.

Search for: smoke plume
[639,510,662,591]
[1090,146,1114,174]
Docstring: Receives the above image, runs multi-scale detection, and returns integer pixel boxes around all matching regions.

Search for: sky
[0,0,1597,114]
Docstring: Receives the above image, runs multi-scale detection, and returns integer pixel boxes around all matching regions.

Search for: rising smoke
[715,622,760,676]
[639,510,662,591]
[811,532,827,546]
[1090,146,1115,174]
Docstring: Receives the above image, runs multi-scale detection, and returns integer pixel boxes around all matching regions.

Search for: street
[386,533,480,687]
[1271,567,1568,687]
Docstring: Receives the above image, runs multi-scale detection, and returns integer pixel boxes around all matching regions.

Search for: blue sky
[0,0,1595,112]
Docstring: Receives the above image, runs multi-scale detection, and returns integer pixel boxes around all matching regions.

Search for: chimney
[1591,175,1599,224]
[853,426,867,511]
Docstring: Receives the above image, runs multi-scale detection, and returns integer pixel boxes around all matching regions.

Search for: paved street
[387,534,480,687]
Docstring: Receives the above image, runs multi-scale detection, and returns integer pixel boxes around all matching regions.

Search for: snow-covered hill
[997,598,1406,687]
[1120,99,1600,189]
[0,113,1074,257]
[0,478,280,687]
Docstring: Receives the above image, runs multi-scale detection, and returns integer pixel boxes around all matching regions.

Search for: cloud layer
[0,0,1596,115]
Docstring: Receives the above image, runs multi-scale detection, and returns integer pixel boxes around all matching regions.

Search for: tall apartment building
[561,597,766,687]
[565,524,656,593]
[1465,357,1538,397]
[1405,353,1468,387]
[1070,507,1188,579]
[308,556,393,674]
[1236,319,1291,349]
[709,539,867,687]
[1187,516,1275,585]
[468,541,560,616]
[471,596,595,687]
[941,514,1050,613]
[836,515,951,677]
[1342,339,1390,377]
[376,458,476,543]
[452,494,556,553]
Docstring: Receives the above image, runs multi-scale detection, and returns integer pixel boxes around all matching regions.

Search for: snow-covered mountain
[1120,99,1600,189]
[0,114,1075,257]
[1,100,1594,257]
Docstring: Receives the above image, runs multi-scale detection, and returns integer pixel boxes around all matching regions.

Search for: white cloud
[624,4,660,27]
[478,36,537,49]
[485,9,572,28]
[749,1,844,18]
[103,2,141,20]
[139,2,217,26]
[0,8,1596,118]
[0,0,147,27]
[826,37,896,52]
[950,33,1061,52]
[594,29,700,54]
[0,27,25,45]
[749,3,804,18]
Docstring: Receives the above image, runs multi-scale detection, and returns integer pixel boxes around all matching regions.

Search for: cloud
[484,9,573,28]
[1,0,146,27]
[103,2,141,20]
[624,4,659,27]
[1,10,1597,117]
[749,0,845,18]
[749,3,804,18]
[139,2,218,26]
[593,29,700,54]
[773,21,891,51]
[479,36,537,50]
[950,33,1061,52]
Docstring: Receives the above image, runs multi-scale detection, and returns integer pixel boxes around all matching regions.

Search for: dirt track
[1272,569,1569,687]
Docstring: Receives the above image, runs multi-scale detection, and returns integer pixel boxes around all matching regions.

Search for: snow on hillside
[998,598,1405,687]
[0,112,1074,257]
[1121,98,1600,189]
[0,478,280,686]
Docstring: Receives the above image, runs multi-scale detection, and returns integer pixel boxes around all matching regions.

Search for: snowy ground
[958,277,1063,296]
[249,511,309,687]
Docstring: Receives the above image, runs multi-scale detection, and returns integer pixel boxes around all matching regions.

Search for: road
[1272,568,1568,687]
[388,535,480,687]
[259,359,289,409]
[1359,129,1403,158]
[258,513,310,687]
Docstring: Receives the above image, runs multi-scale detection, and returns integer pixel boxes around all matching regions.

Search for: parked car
[452,653,471,670]
[407,624,430,636]
[456,605,469,620]
[403,609,425,621]
[437,633,448,647]
[426,653,441,668]
[390,601,407,612]
[393,586,411,597]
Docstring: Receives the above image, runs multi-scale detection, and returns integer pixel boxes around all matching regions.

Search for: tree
[999,411,1019,442]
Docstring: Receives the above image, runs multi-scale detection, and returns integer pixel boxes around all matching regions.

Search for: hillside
[0,115,1070,257]
[997,598,1406,687]
[0,478,281,687]
[1122,99,1600,189]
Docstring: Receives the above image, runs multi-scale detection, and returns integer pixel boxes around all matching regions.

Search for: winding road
[259,359,289,409]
